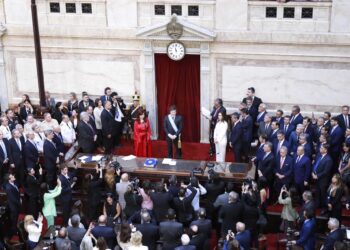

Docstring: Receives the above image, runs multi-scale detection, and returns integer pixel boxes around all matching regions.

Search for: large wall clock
[167,41,186,61]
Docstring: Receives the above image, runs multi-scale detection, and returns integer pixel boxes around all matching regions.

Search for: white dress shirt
[0,125,11,140]
[60,121,76,144]
[26,221,43,242]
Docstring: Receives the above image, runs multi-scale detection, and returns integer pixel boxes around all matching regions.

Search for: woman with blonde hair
[24,214,43,249]
[327,174,344,224]
[129,231,148,250]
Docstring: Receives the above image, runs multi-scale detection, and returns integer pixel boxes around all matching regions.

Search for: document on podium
[201,107,211,119]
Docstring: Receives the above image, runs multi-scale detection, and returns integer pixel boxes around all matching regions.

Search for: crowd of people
[0,87,349,249]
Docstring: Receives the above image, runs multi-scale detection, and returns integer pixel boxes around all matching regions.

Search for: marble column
[200,42,210,142]
[0,24,7,112]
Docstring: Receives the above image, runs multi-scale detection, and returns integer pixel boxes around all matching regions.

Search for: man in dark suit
[312,144,333,210]
[86,166,103,221]
[204,173,225,223]
[292,209,316,250]
[86,106,97,132]
[5,173,21,237]
[235,222,251,250]
[274,146,293,193]
[273,109,284,128]
[242,87,262,112]
[45,91,56,113]
[329,117,344,171]
[0,131,10,186]
[190,208,212,238]
[253,134,268,168]
[257,142,275,185]
[282,115,295,140]
[23,130,39,170]
[245,97,258,122]
[173,185,197,226]
[254,103,267,138]
[8,129,25,187]
[100,87,112,106]
[159,208,183,250]
[219,191,243,235]
[298,133,312,159]
[43,130,60,189]
[164,105,183,159]
[91,215,116,249]
[337,105,350,131]
[302,117,315,144]
[293,146,312,196]
[289,124,304,156]
[240,108,253,162]
[150,183,173,223]
[189,225,206,250]
[313,117,325,143]
[230,112,243,162]
[175,234,196,250]
[269,120,280,143]
[101,101,116,154]
[6,109,20,131]
[273,131,290,157]
[209,98,226,155]
[298,191,316,227]
[53,126,65,157]
[78,92,95,113]
[111,92,124,147]
[136,211,159,250]
[323,112,332,131]
[321,218,344,250]
[59,165,76,225]
[78,112,97,153]
[258,114,272,138]
[290,105,303,127]
[25,167,42,218]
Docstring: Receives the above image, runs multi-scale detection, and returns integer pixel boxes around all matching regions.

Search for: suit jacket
[290,113,303,127]
[235,230,251,250]
[296,218,316,250]
[274,155,293,185]
[293,155,311,184]
[173,186,197,223]
[210,106,226,127]
[0,138,10,168]
[164,115,183,137]
[329,126,344,153]
[26,174,42,198]
[269,129,279,143]
[5,182,21,213]
[299,143,312,159]
[78,99,95,113]
[159,221,183,250]
[189,233,206,250]
[258,152,275,181]
[313,125,324,143]
[77,121,95,151]
[273,140,290,157]
[190,219,212,238]
[53,133,65,154]
[322,228,344,250]
[100,95,112,106]
[247,106,258,122]
[59,174,74,202]
[174,246,196,250]
[241,115,253,143]
[101,109,116,136]
[150,191,173,222]
[19,106,33,123]
[282,124,295,140]
[313,154,333,183]
[219,201,244,234]
[299,201,315,226]
[8,137,24,167]
[258,122,272,138]
[273,117,284,129]
[67,100,79,113]
[255,111,267,125]
[242,96,262,111]
[324,120,331,131]
[337,114,350,131]
[23,140,39,169]
[136,223,159,250]
[289,131,301,155]
[91,225,116,249]
[43,139,59,170]
[230,122,243,148]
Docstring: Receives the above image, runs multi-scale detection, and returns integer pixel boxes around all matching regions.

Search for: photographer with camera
[278,185,298,232]
[124,182,143,220]
[222,229,241,250]
[86,165,104,221]
[173,182,197,227]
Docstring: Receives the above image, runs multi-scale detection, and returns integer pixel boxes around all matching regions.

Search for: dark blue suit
[293,155,311,195]
[242,116,253,160]
[53,133,65,155]
[313,154,333,208]
[235,230,251,250]
[230,122,243,162]
[299,143,312,159]
[23,140,39,170]
[273,117,284,128]
[8,138,25,187]
[43,139,59,188]
[337,114,350,131]
[282,124,295,141]
[322,228,344,250]
[5,182,21,236]
[59,173,75,225]
[258,152,275,183]
[255,111,266,125]
[273,140,290,157]
[91,226,116,249]
[0,138,10,184]
[288,131,300,155]
[329,125,344,169]
[254,143,265,167]
[296,218,316,250]
[269,129,278,143]
[274,155,293,191]
[100,95,112,106]
[290,113,303,127]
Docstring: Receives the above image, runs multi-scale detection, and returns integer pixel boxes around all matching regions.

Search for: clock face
[167,42,185,61]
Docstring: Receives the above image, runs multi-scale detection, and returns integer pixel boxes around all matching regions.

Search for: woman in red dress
[134,109,152,157]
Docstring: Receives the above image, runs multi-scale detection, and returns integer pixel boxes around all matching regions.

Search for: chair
[17,220,28,250]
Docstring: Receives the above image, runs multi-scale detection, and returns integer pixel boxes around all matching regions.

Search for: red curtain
[155,54,200,142]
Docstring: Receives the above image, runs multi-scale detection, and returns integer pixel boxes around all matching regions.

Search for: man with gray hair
[136,210,159,250]
[67,214,86,247]
[257,142,275,185]
[298,191,315,227]
[77,111,96,153]
[258,113,272,138]
[321,218,343,250]
[290,124,305,155]
[174,234,195,250]
[274,145,293,194]
[219,191,243,235]
[23,130,39,170]
[235,222,251,250]
[43,129,59,188]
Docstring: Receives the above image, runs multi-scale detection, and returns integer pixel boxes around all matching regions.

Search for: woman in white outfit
[60,114,76,144]
[214,112,228,162]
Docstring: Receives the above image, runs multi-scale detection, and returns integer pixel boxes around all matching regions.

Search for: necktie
[265,124,268,131]
[313,156,323,172]
[31,140,38,150]
[16,139,21,151]
[0,140,7,159]
[291,116,295,123]
[280,157,284,168]
[263,153,268,160]
[284,125,288,133]
[86,122,95,135]
[345,115,349,128]
[38,133,42,140]
[296,155,300,163]
[277,142,282,153]
[12,183,19,192]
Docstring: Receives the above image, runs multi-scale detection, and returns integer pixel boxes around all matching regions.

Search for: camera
[130,177,140,189]
[110,160,122,171]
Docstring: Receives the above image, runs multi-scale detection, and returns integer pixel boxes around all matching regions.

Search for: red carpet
[114,139,235,162]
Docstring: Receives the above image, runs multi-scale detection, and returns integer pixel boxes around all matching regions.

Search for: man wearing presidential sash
[164,105,183,159]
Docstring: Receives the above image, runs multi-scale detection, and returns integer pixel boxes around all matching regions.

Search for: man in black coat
[173,184,197,226]
[43,130,59,189]
[25,167,42,218]
[321,218,343,250]
[53,126,65,157]
[5,173,21,237]
[0,131,10,186]
[190,208,212,238]
[23,130,39,170]
[189,225,206,250]
[59,165,76,225]
[136,210,159,250]
[204,173,225,222]
[164,105,183,159]
[219,191,243,235]
[150,183,173,223]
[242,87,263,113]
[159,209,183,250]
[78,93,95,113]
[86,166,103,221]
[230,112,243,162]
[101,101,116,154]
[257,142,275,186]
[77,112,97,153]
[8,129,25,187]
